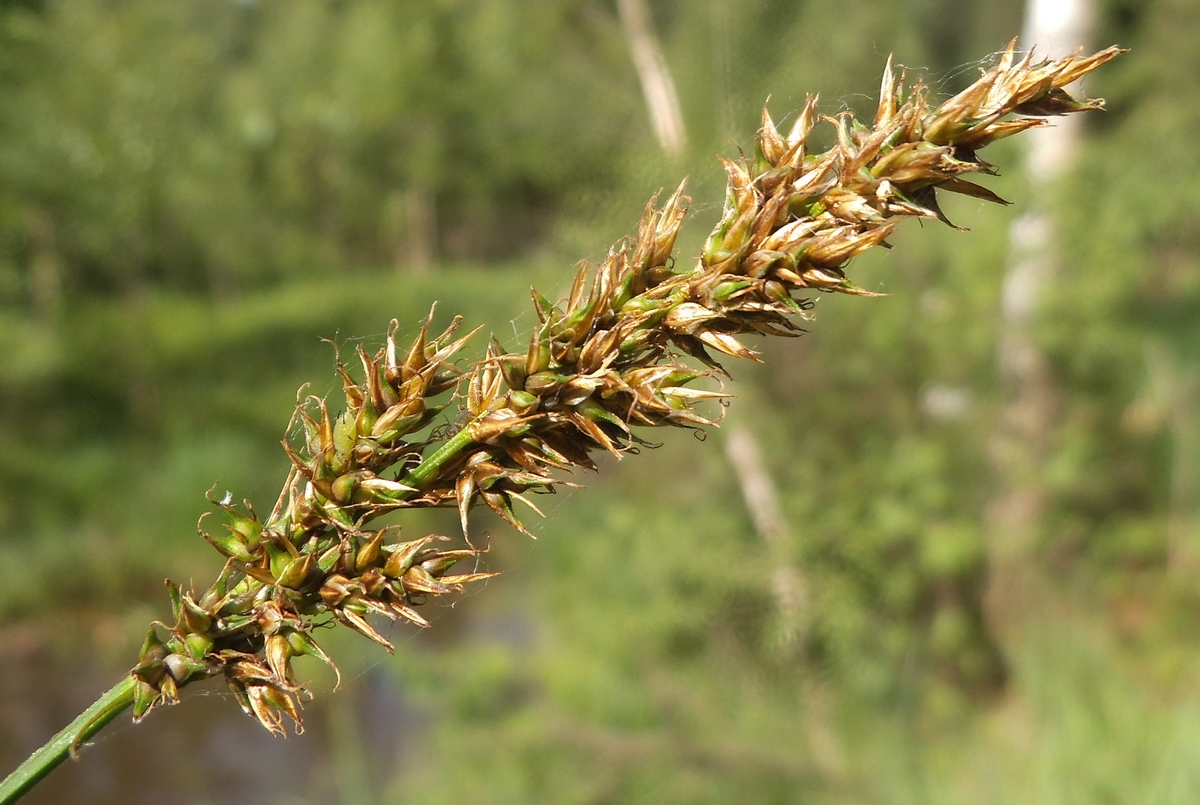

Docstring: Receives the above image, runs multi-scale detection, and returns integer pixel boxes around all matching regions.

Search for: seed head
[132,41,1123,735]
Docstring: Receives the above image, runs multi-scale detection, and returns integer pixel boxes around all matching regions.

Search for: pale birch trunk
[617,0,805,635]
[985,0,1092,631]
[615,5,839,773]
[616,0,687,158]
[723,424,809,642]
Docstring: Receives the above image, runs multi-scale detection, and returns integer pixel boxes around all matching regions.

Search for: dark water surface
[1,630,414,805]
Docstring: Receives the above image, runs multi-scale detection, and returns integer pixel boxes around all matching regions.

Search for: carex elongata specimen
[0,40,1123,805]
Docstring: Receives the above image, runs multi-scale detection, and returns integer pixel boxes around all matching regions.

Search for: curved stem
[0,676,135,804]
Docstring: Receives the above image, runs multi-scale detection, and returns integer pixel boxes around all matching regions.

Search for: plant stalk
[0,676,135,804]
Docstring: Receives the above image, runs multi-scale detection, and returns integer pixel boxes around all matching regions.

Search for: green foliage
[0,0,642,300]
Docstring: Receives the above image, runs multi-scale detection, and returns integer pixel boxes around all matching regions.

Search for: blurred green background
[1,0,1198,803]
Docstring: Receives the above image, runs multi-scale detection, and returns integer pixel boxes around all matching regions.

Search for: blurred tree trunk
[615,2,840,774]
[723,419,809,642]
[616,0,686,158]
[616,0,805,637]
[985,0,1092,634]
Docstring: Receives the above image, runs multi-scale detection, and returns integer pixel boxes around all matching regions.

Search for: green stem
[400,423,477,491]
[0,676,136,804]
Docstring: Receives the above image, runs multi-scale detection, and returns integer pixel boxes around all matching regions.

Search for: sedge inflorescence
[129,40,1123,735]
